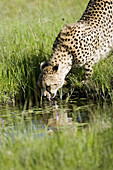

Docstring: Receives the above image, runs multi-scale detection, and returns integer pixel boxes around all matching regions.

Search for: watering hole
[0,98,112,140]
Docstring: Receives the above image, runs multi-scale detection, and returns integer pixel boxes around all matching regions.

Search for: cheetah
[38,0,113,100]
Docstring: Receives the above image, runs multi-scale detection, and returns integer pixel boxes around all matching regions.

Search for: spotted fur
[38,0,113,100]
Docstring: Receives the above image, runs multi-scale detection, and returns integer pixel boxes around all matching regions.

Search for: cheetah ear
[53,63,61,72]
[40,61,49,71]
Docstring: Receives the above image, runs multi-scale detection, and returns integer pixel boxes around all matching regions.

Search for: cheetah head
[38,61,65,100]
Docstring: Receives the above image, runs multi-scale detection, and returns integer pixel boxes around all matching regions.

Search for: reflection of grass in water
[0,104,113,170]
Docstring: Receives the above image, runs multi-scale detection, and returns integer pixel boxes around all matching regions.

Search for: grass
[65,54,113,103]
[0,103,113,170]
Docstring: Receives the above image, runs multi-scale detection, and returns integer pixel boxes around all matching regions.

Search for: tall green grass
[89,54,113,101]
[66,54,113,102]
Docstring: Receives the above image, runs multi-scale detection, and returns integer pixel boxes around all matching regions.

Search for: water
[0,99,110,139]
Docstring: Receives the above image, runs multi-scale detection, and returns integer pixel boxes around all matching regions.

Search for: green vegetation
[67,54,113,102]
[0,103,113,170]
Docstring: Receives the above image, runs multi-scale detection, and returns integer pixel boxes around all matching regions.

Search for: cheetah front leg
[82,59,94,84]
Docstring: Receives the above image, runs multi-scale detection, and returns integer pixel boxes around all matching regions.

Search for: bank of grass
[0,0,113,105]
[0,104,113,170]
[66,54,113,102]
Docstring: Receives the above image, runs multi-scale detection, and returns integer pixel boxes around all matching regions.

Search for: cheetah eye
[46,85,50,92]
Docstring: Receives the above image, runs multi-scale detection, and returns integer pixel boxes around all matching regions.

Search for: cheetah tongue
[48,98,51,101]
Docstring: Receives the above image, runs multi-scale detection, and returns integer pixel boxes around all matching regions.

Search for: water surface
[0,99,106,139]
